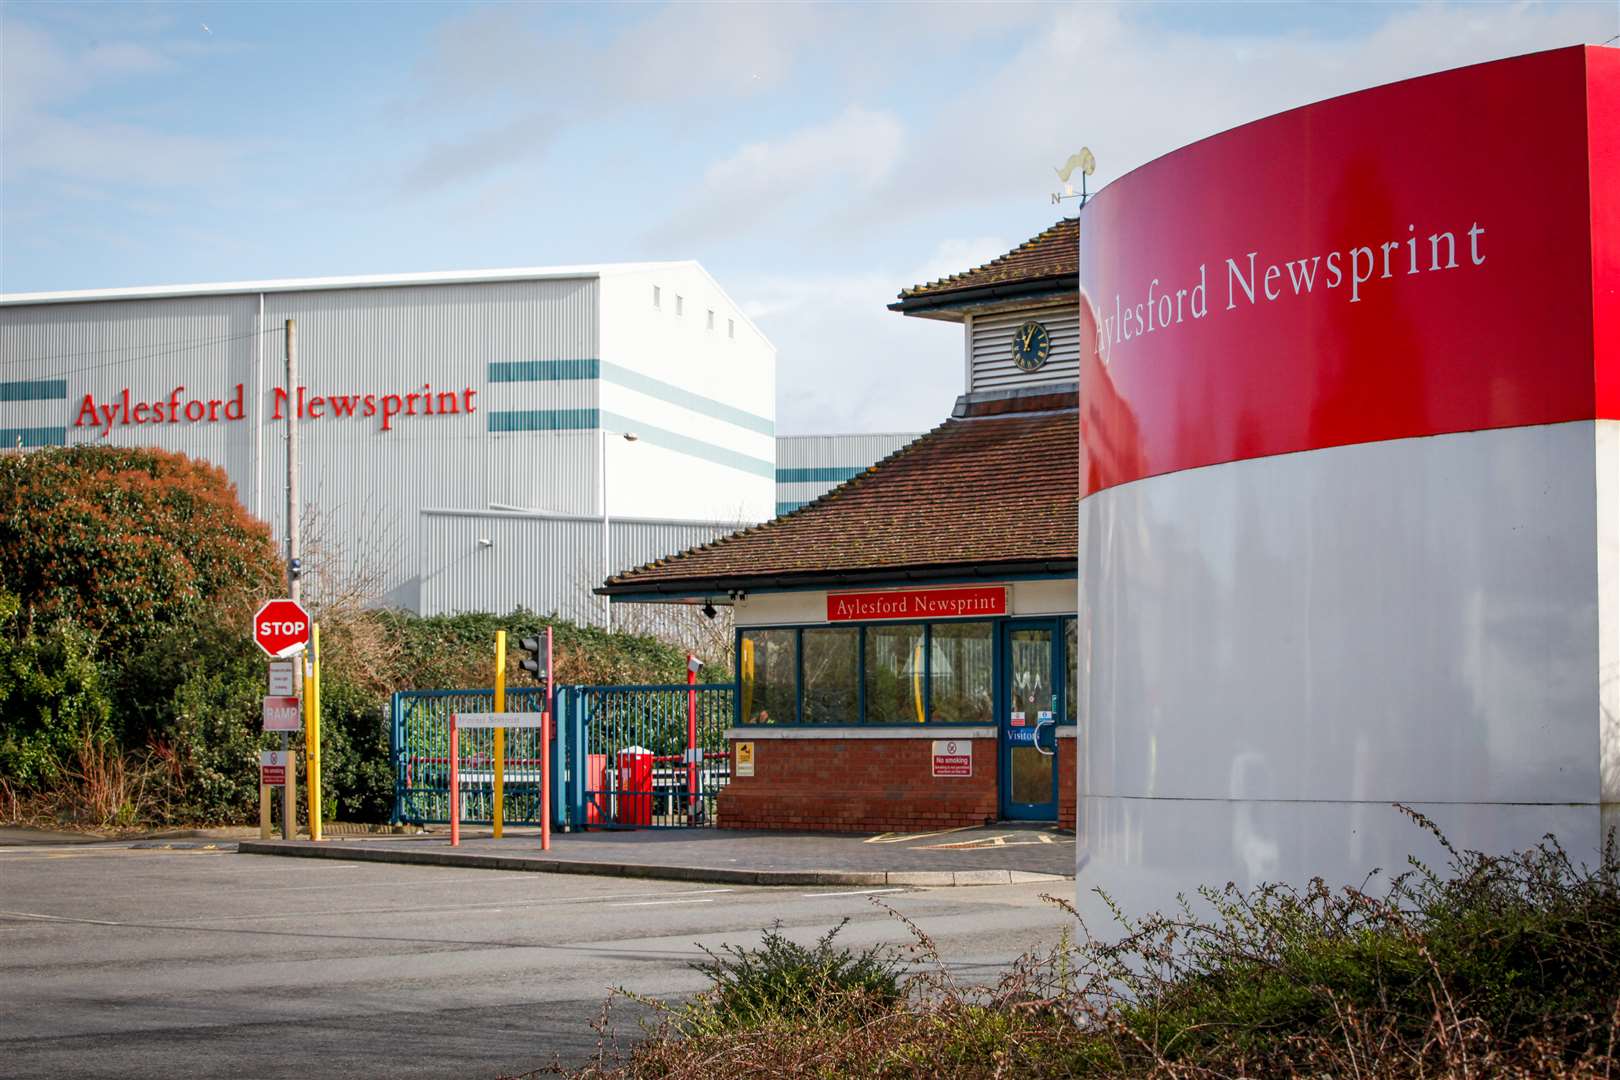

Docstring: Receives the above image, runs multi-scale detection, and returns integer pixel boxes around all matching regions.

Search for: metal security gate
[393,688,553,825]
[392,683,734,829]
[555,684,734,829]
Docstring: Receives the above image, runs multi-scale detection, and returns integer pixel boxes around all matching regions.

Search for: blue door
[1000,621,1058,820]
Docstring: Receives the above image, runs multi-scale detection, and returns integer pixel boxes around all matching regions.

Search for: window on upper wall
[929,621,994,724]
[707,309,716,330]
[739,628,796,724]
[676,295,685,316]
[653,285,661,309]
[802,627,858,723]
[865,623,925,723]
[728,319,735,340]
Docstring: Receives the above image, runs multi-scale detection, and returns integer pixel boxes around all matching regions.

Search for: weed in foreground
[524,808,1618,1079]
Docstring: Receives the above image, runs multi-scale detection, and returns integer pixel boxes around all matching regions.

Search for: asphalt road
[0,841,1079,1079]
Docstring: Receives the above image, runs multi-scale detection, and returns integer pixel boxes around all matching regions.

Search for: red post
[541,626,553,852]
[449,714,460,847]
[686,653,699,824]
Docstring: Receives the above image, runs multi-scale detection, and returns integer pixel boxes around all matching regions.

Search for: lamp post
[599,427,639,631]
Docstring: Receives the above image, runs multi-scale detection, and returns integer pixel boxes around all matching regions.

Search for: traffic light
[517,635,545,685]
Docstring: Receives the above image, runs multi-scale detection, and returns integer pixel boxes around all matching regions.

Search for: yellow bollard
[493,630,506,839]
[305,623,323,842]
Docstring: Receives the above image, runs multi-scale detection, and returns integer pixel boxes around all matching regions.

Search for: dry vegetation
[529,810,1618,1079]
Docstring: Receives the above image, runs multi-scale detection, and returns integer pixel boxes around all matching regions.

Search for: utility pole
[283,318,298,840]
[599,428,611,632]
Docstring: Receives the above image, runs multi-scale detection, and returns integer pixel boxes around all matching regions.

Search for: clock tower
[888,217,1079,397]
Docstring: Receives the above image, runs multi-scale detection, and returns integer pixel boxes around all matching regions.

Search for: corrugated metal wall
[419,509,736,624]
[2,274,778,614]
[774,432,922,516]
[969,305,1079,391]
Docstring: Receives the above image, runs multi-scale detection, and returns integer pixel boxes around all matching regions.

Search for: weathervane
[1052,147,1096,210]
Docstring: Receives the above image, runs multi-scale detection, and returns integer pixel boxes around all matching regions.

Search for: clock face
[1011,320,1052,372]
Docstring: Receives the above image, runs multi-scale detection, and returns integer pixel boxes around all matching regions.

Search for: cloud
[1,17,248,190]
[646,107,905,250]
[843,2,1617,228]
[739,235,1018,434]
[398,111,559,195]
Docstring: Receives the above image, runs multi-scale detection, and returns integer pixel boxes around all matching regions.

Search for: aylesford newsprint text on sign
[826,586,1007,622]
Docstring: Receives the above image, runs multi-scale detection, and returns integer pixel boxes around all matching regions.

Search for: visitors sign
[931,740,972,777]
[253,599,311,658]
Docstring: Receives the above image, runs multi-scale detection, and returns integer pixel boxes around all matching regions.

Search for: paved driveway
[0,841,1078,1079]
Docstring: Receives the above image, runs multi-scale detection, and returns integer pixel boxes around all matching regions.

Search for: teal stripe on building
[484,407,773,479]
[487,407,599,433]
[775,500,809,516]
[486,357,772,436]
[0,379,68,402]
[488,359,598,382]
[600,362,773,436]
[0,426,67,448]
[600,411,774,480]
[776,466,864,484]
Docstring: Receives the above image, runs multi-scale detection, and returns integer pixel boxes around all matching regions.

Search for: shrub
[685,920,902,1034]
[0,446,282,656]
[0,594,115,790]
[561,814,1620,1079]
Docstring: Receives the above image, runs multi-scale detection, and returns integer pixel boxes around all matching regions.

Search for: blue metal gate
[555,684,735,829]
[392,683,735,829]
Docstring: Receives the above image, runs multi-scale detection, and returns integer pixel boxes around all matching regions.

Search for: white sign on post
[268,661,298,697]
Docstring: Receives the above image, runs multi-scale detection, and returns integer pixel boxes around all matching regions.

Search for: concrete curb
[236,840,1072,888]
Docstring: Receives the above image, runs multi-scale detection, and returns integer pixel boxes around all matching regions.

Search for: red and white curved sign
[1077,45,1618,497]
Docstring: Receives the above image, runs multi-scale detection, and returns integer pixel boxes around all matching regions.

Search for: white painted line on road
[0,887,741,931]
[802,887,910,898]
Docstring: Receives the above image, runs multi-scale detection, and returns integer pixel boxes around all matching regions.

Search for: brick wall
[718,735,1077,833]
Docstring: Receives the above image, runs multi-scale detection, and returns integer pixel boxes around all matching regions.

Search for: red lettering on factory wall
[73,384,477,436]
[826,586,1007,622]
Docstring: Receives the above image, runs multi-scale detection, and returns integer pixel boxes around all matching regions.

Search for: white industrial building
[0,263,773,621]
[0,263,921,624]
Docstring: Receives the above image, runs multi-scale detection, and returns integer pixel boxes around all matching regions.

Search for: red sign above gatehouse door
[825,585,1007,622]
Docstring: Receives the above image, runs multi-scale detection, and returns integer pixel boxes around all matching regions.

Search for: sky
[3,1,1616,435]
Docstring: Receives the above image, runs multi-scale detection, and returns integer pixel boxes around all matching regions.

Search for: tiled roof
[602,396,1078,595]
[895,218,1078,304]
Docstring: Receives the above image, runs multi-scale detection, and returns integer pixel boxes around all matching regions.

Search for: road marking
[802,887,909,898]
[863,826,973,844]
[0,887,739,929]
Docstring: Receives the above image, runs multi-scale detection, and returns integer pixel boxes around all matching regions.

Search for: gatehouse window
[802,627,858,723]
[739,628,795,724]
[736,618,1069,726]
[864,623,925,723]
[928,621,994,724]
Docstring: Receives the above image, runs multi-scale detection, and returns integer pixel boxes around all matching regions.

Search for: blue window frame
[735,617,1078,727]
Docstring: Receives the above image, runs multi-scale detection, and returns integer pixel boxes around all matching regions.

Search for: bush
[0,446,282,655]
[563,814,1620,1079]
[685,920,902,1034]
[0,594,115,790]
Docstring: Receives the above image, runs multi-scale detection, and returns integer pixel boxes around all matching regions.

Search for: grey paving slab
[238,823,1077,885]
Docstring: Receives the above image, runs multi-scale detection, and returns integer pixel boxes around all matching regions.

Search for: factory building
[0,263,782,621]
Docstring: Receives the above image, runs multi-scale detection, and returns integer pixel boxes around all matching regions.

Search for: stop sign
[253,599,311,658]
